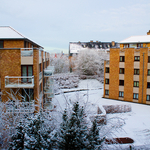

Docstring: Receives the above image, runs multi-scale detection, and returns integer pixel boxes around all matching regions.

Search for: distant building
[0,26,54,113]
[69,41,119,57]
[103,30,150,105]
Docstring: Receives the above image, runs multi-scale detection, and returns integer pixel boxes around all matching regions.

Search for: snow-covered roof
[0,26,25,39]
[0,26,43,48]
[119,35,150,44]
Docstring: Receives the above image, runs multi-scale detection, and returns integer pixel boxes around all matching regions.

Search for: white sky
[1,0,150,53]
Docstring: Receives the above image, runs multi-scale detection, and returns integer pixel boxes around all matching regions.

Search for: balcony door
[21,65,33,83]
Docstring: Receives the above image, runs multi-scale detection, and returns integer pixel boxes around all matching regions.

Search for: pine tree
[58,101,88,150]
[9,121,25,150]
[24,112,53,150]
[87,118,105,150]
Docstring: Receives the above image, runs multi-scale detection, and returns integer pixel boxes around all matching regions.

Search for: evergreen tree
[87,118,105,150]
[24,112,53,150]
[9,121,25,150]
[58,101,88,150]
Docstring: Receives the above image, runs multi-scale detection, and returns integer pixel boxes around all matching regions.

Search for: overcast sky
[1,0,150,53]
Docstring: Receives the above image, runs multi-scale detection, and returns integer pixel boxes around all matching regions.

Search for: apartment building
[103,30,150,105]
[0,26,54,113]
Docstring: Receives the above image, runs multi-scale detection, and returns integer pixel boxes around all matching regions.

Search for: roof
[119,35,150,44]
[0,26,43,48]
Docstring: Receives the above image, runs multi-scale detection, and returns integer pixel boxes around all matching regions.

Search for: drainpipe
[142,53,144,103]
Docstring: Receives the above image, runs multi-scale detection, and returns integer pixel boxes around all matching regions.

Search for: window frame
[0,40,4,48]
[119,91,124,97]
[134,81,139,87]
[148,69,150,76]
[105,90,109,95]
[147,95,150,101]
[134,69,140,75]
[148,56,150,63]
[119,80,124,86]
[105,79,109,84]
[133,93,139,100]
[105,67,109,73]
[119,68,125,74]
[134,56,140,61]
[147,82,150,88]
[120,56,125,62]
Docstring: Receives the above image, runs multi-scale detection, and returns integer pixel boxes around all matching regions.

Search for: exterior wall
[0,49,21,102]
[109,48,119,99]
[104,47,150,105]
[4,40,24,48]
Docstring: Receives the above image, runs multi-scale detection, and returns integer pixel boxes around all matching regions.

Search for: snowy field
[53,79,150,149]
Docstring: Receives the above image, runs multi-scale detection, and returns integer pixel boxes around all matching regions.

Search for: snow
[119,35,150,44]
[0,26,25,39]
[52,79,150,148]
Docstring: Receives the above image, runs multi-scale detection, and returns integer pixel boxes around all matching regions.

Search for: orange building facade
[0,26,54,112]
[103,31,150,105]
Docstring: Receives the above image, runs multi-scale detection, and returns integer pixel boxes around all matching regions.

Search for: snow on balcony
[44,66,54,77]
[5,100,35,113]
[5,76,34,88]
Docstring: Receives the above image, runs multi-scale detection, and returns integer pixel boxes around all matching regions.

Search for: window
[148,69,150,75]
[134,81,139,87]
[120,56,125,62]
[22,89,34,102]
[134,69,140,75]
[134,56,140,61]
[21,65,33,83]
[119,68,124,74]
[105,67,109,73]
[148,56,150,63]
[119,80,124,86]
[105,79,109,84]
[147,82,150,88]
[133,93,138,100]
[0,40,4,48]
[147,95,150,101]
[39,63,41,73]
[119,91,124,97]
[105,90,109,95]
[123,44,129,48]
[137,43,143,48]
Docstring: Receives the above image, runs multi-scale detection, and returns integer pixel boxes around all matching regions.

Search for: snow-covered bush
[50,53,69,74]
[54,73,79,92]
[72,50,109,76]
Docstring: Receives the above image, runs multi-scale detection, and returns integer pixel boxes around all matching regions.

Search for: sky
[0,0,150,53]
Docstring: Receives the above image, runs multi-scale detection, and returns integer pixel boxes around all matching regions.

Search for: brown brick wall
[4,40,24,48]
[109,48,119,99]
[0,49,21,102]
[124,48,134,102]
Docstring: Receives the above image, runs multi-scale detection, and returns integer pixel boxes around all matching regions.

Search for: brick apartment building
[103,30,150,105]
[0,26,54,112]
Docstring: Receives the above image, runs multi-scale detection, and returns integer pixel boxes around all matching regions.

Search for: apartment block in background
[103,30,150,104]
[0,26,54,113]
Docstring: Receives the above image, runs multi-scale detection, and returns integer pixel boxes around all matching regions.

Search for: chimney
[90,40,93,43]
[147,30,150,35]
[111,41,115,47]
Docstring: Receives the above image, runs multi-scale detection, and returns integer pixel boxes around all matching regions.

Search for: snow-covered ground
[52,79,150,149]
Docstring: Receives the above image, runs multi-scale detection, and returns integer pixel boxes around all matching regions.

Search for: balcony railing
[5,76,34,88]
[39,72,42,81]
[5,100,35,113]
[44,66,54,77]
[21,48,33,57]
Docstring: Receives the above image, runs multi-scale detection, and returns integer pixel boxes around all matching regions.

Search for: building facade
[0,26,54,112]
[103,31,150,104]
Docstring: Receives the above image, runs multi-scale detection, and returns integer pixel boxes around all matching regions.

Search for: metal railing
[21,48,33,57]
[5,76,34,88]
[5,100,35,113]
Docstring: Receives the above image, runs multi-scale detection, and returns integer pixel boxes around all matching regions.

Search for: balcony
[5,76,34,88]
[21,48,33,65]
[44,86,53,94]
[44,66,54,77]
[39,72,42,81]
[5,100,35,113]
